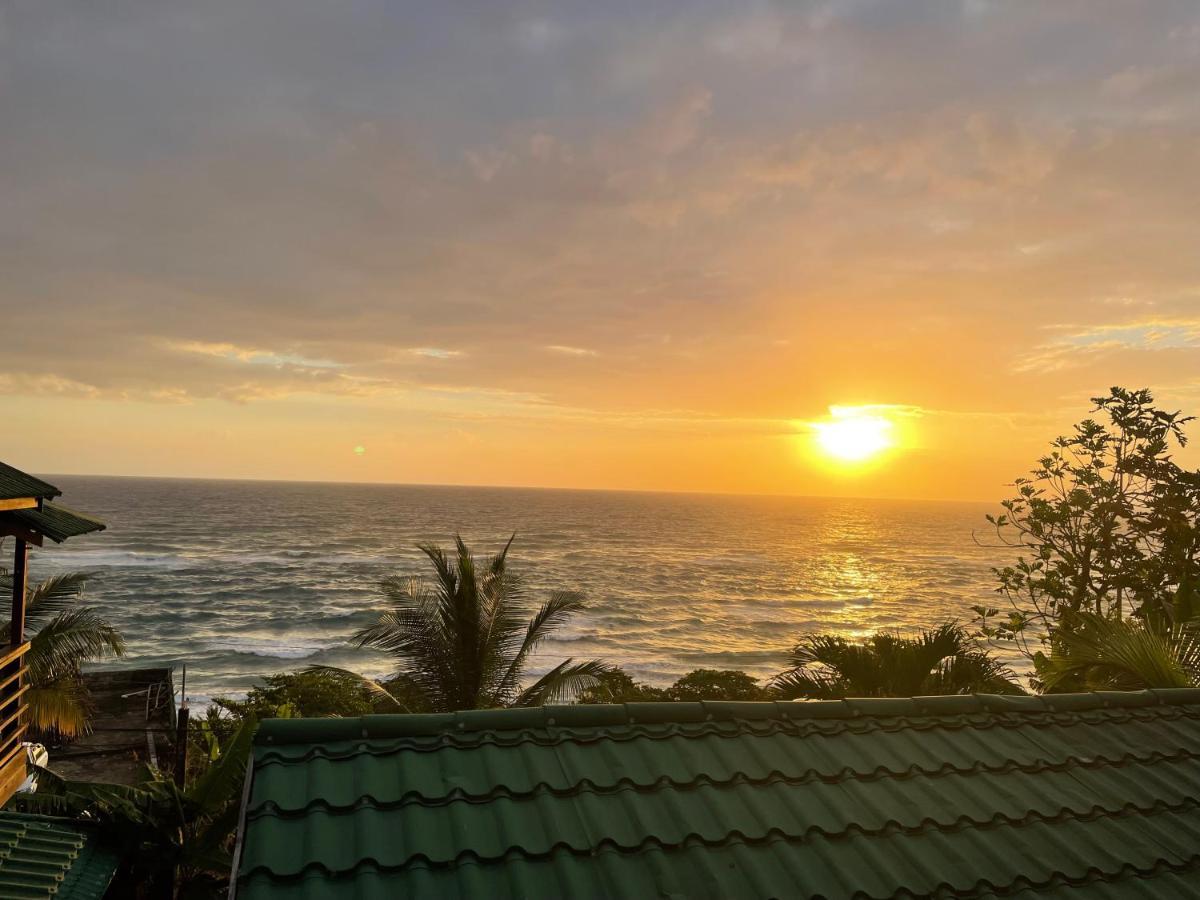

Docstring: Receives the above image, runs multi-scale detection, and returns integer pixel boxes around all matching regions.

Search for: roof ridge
[239,798,1200,886]
[254,693,1200,750]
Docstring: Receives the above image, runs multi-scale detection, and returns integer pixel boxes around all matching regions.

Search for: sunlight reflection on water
[33,477,1015,700]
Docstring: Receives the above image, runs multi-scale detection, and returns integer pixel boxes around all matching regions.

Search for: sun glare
[813,410,895,463]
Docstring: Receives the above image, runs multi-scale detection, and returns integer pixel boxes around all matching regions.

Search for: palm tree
[319,536,610,712]
[1039,612,1200,691]
[0,571,125,738]
[771,622,1022,699]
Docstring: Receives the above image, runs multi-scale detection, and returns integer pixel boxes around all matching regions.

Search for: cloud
[1016,319,1200,373]
[4,3,1200,492]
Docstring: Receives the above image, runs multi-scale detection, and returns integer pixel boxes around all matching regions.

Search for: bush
[575,667,765,703]
[667,669,766,701]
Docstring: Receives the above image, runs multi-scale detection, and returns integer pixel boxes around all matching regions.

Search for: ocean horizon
[27,475,1014,703]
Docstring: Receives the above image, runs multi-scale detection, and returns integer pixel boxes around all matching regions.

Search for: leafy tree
[326,536,610,712]
[1039,612,1200,691]
[0,568,125,739]
[977,388,1200,663]
[213,668,409,722]
[667,668,765,701]
[576,668,668,703]
[771,623,1022,699]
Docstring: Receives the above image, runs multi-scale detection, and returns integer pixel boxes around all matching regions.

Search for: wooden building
[0,462,105,804]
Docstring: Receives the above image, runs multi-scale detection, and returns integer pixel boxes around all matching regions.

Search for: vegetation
[577,667,767,703]
[0,567,125,739]
[324,536,610,712]
[977,388,1200,649]
[772,623,1022,699]
[1038,612,1200,691]
[974,387,1200,690]
[13,716,257,898]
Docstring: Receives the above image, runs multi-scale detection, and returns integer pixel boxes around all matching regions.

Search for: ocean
[29,476,1013,703]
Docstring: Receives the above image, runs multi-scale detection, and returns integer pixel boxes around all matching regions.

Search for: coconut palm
[771,622,1022,699]
[0,571,125,738]
[1039,612,1200,691]
[318,536,610,712]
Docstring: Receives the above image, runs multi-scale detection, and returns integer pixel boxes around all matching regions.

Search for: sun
[813,410,895,463]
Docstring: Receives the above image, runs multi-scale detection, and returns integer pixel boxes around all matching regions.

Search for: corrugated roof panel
[2,502,106,543]
[236,691,1200,899]
[0,463,59,502]
[0,812,119,899]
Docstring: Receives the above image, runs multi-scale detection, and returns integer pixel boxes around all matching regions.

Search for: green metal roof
[2,503,106,543]
[0,463,59,502]
[235,689,1200,899]
[0,812,119,899]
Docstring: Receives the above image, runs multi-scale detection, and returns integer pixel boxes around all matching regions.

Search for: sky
[3,1,1200,500]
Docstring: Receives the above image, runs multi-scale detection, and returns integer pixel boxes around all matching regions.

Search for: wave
[203,637,349,660]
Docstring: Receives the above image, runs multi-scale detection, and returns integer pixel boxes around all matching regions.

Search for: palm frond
[26,607,125,684]
[493,591,587,702]
[25,573,90,628]
[24,679,92,738]
[1041,613,1200,690]
[302,665,412,711]
[772,622,1021,699]
[513,659,612,707]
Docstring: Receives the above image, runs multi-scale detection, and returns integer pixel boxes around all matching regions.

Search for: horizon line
[37,469,1001,507]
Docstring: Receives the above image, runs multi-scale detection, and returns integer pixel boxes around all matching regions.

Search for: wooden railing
[0,642,30,803]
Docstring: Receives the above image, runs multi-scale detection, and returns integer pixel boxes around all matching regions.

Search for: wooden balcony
[0,642,30,804]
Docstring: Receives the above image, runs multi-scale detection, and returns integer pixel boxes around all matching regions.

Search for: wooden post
[10,539,27,646]
[173,706,190,787]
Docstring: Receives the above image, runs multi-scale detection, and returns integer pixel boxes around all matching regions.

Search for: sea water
[28,476,1013,702]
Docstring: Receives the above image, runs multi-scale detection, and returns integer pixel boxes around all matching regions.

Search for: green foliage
[575,667,766,703]
[12,716,258,898]
[978,388,1200,660]
[771,622,1022,699]
[1038,612,1200,691]
[576,668,668,703]
[0,566,125,739]
[326,536,611,712]
[214,669,388,721]
[667,668,766,701]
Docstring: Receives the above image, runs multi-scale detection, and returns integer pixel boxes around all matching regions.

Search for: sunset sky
[4,1,1200,500]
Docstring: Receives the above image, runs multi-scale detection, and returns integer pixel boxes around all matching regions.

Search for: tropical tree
[0,567,125,739]
[319,536,610,712]
[976,388,1200,661]
[771,623,1022,699]
[1039,612,1200,691]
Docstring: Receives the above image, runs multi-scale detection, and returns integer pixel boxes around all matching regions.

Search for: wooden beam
[0,499,36,512]
[10,539,27,646]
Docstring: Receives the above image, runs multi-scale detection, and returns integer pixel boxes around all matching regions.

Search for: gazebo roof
[0,463,60,502]
[0,463,104,545]
[4,503,106,544]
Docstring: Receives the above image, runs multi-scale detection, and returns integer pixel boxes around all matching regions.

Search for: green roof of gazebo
[4,503,106,544]
[0,463,60,503]
[234,688,1200,899]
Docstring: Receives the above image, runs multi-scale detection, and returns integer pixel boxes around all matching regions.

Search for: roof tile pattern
[0,463,59,502]
[5,503,106,543]
[0,812,120,899]
[236,690,1200,899]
